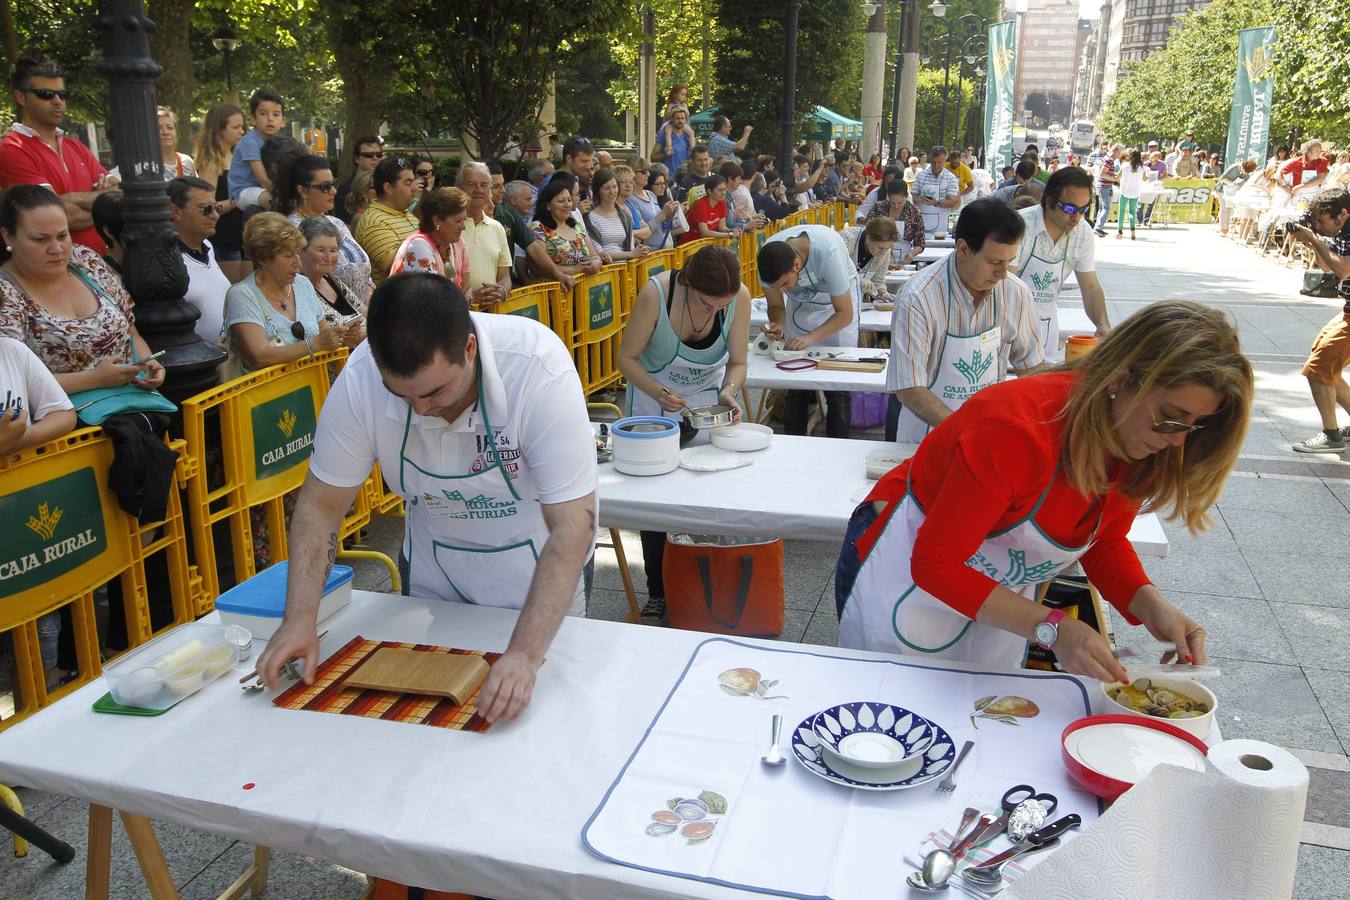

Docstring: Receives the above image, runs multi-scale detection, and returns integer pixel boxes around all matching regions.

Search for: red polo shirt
[0,124,109,252]
[1279,155,1329,187]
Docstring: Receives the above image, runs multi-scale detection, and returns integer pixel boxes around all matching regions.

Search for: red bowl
[1061,714,1210,802]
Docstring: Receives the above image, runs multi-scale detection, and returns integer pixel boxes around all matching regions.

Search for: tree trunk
[1,0,18,73]
[324,7,391,179]
[146,0,195,151]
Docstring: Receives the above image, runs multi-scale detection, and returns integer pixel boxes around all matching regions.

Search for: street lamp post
[922,3,983,152]
[98,0,226,399]
[211,26,239,105]
[950,36,982,150]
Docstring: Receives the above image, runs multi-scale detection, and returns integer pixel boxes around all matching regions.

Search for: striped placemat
[273,635,501,732]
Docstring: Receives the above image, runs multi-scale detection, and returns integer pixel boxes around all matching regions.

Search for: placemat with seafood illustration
[273,636,501,732]
[581,637,1100,899]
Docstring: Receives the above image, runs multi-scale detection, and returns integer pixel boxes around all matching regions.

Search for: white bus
[1069,121,1097,154]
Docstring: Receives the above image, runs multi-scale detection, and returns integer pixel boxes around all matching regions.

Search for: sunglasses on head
[1053,200,1087,217]
[26,87,68,101]
[357,150,384,159]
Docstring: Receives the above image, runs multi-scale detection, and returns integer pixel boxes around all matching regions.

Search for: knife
[963,811,1011,849]
[966,813,1082,872]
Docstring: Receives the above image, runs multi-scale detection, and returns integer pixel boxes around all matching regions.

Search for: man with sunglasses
[0,51,115,253]
[334,135,383,225]
[1014,167,1111,360]
[168,176,232,346]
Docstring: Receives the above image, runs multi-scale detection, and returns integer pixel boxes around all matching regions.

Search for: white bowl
[200,644,236,678]
[165,663,205,696]
[1100,676,1215,740]
[710,422,773,453]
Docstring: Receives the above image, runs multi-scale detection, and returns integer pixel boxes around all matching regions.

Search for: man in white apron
[886,198,1046,443]
[912,145,961,239]
[1014,167,1111,361]
[758,223,861,437]
[256,273,598,724]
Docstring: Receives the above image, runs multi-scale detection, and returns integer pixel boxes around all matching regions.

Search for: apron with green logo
[838,470,1104,667]
[397,362,583,613]
[626,272,733,419]
[893,257,1002,443]
[785,259,861,349]
[1016,230,1068,362]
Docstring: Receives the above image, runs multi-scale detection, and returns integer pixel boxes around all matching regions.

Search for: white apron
[785,269,861,349]
[838,473,1104,667]
[398,365,584,614]
[627,276,730,419]
[919,181,946,236]
[893,261,1003,443]
[1016,231,1068,363]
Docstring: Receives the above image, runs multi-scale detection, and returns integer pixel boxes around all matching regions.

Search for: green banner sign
[984,21,1018,178]
[508,303,541,321]
[588,281,616,331]
[1225,26,1277,166]
[252,386,317,481]
[0,467,107,597]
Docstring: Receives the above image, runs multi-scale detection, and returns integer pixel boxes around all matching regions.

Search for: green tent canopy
[690,105,863,143]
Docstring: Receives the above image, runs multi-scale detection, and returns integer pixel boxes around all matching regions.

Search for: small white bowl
[200,644,235,678]
[710,422,773,453]
[115,666,163,705]
[1101,676,1215,740]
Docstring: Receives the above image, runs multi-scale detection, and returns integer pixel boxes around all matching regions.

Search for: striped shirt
[912,167,959,206]
[354,200,419,282]
[886,256,1044,391]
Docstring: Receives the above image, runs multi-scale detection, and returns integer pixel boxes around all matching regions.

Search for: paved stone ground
[4,223,1349,897]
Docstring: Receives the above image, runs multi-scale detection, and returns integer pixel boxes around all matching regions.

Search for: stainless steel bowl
[682,404,734,429]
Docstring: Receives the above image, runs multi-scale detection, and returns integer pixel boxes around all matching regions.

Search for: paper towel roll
[752,333,775,356]
[1006,739,1308,900]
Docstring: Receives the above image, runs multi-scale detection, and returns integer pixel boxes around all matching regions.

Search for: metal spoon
[761,714,784,767]
[913,808,984,891]
[961,837,1060,886]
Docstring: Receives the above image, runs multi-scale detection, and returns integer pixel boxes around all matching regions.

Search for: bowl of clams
[1100,676,1215,740]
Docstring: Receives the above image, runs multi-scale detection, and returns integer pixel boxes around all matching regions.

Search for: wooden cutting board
[815,359,886,372]
[345,647,490,705]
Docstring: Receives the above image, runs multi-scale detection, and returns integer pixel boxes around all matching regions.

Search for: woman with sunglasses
[837,301,1251,678]
[274,153,374,305]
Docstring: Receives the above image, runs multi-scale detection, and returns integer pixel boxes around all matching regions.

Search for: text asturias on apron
[893,257,1003,443]
[1016,229,1068,363]
[838,468,1106,668]
[626,272,733,419]
[396,361,584,613]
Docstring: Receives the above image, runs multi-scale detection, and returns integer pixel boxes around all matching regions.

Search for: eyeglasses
[26,88,68,101]
[357,151,384,159]
[1148,400,1205,434]
[194,203,222,216]
[415,168,434,178]
[303,181,338,192]
[1053,200,1087,217]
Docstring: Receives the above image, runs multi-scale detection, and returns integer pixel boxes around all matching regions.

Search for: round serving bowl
[810,701,935,769]
[1100,676,1215,740]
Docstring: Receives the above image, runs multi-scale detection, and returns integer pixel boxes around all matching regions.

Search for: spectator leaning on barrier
[456,161,512,306]
[530,173,604,278]
[1289,190,1350,453]
[355,156,419,282]
[334,135,382,225]
[389,186,471,292]
[497,178,574,291]
[751,170,794,222]
[0,51,115,254]
[638,164,688,249]
[168,176,233,346]
[297,216,367,340]
[585,167,648,261]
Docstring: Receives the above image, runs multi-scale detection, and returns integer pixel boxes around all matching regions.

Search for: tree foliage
[1271,0,1350,144]
[605,0,723,117]
[713,0,864,160]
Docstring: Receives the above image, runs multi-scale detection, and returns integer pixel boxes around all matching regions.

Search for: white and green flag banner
[1224,26,1277,165]
[984,21,1017,177]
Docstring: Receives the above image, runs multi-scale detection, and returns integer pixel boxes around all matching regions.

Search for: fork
[936,740,975,794]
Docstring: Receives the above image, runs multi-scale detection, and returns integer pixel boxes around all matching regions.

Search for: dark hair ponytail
[0,184,64,262]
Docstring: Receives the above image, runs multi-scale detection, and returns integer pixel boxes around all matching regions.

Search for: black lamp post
[211,26,239,103]
[97,0,226,400]
[779,0,803,182]
[921,3,983,152]
[950,35,983,150]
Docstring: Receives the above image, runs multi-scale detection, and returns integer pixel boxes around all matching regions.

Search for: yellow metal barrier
[181,352,397,602]
[494,280,558,328]
[0,428,203,730]
[566,263,631,396]
[634,248,679,293]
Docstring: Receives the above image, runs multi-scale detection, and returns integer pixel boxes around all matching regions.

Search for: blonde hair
[243,212,305,263]
[611,164,635,180]
[346,170,374,216]
[1059,301,1252,533]
[156,106,177,126]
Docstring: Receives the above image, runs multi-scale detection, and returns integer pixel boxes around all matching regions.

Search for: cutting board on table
[815,359,885,372]
[345,647,490,705]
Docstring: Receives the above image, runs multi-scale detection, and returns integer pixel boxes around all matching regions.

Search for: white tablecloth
[749,298,892,334]
[583,638,1098,898]
[743,349,890,393]
[0,595,1125,899]
[597,434,1169,557]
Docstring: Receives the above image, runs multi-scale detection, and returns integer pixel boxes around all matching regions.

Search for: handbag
[1301,270,1341,298]
[663,534,784,637]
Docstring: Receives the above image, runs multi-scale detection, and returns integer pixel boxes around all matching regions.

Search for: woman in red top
[836,301,1253,681]
[863,153,884,188]
[678,175,739,245]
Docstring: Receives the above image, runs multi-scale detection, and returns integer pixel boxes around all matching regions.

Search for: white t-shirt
[309,312,597,508]
[766,224,854,296]
[0,336,72,424]
[1014,205,1096,275]
[1117,163,1146,199]
[181,240,232,346]
[731,184,755,222]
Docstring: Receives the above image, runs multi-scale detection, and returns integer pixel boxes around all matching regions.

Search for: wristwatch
[1033,609,1068,650]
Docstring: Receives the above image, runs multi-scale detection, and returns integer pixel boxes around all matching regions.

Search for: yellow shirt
[462,211,512,291]
[355,200,418,282]
[948,161,974,195]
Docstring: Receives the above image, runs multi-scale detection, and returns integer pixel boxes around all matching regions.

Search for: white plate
[709,423,773,453]
[1064,720,1207,784]
[678,445,754,472]
[791,716,956,791]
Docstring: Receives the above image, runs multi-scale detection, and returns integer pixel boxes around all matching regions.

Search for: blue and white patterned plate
[811,701,934,768]
[791,715,957,791]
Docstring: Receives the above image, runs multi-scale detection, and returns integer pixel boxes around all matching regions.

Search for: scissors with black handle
[966,783,1060,848]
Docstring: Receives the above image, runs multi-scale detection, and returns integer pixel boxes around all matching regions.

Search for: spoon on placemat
[761,714,785,767]
[907,807,984,891]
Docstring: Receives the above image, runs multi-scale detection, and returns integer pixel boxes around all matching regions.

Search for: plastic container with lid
[214,562,354,639]
[610,416,680,476]
[103,622,239,711]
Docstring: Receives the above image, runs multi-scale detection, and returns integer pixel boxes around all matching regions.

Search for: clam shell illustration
[717,667,788,700]
[971,695,1040,728]
[646,790,728,844]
